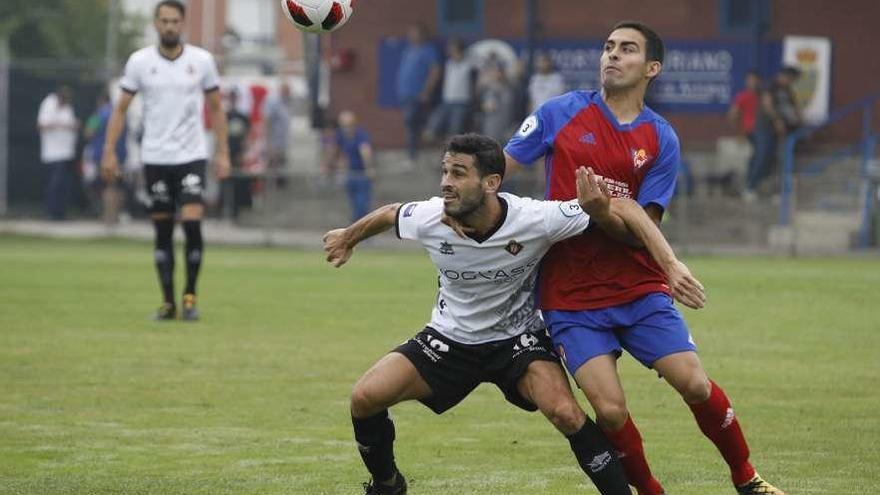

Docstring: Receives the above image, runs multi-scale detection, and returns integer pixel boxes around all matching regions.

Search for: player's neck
[158,43,183,60]
[601,88,645,124]
[461,195,503,236]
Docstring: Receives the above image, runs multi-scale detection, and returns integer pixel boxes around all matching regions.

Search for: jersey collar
[156,44,185,62]
[466,196,508,244]
[594,92,650,131]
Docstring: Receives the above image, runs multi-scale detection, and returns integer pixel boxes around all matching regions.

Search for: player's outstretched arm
[322,203,401,268]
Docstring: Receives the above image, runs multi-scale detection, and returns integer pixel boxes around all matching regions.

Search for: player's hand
[665,259,706,310]
[441,213,475,240]
[214,149,231,180]
[100,150,120,183]
[323,228,354,268]
[576,166,612,220]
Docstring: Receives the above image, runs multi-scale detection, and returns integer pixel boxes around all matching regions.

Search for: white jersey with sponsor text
[119,44,220,165]
[396,192,590,344]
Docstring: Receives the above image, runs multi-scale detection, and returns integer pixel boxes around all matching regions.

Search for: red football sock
[603,415,665,495]
[688,380,756,486]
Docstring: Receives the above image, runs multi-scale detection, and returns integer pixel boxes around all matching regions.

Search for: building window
[719,0,769,35]
[437,0,484,37]
[226,0,277,47]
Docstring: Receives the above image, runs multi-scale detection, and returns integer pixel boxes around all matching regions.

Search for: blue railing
[778,92,880,247]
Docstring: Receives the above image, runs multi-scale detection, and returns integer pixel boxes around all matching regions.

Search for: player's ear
[646,61,662,79]
[483,173,502,193]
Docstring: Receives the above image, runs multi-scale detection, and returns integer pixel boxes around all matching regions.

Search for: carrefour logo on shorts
[517,115,538,137]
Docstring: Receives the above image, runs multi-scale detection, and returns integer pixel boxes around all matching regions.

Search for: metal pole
[778,134,796,226]
[858,107,877,248]
[0,35,9,216]
[105,0,119,80]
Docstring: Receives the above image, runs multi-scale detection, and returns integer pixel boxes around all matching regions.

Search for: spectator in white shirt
[37,85,79,220]
[528,53,566,112]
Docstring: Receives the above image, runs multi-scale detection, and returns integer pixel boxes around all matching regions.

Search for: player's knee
[679,375,711,404]
[543,398,586,435]
[180,204,203,221]
[593,401,629,431]
[350,382,384,418]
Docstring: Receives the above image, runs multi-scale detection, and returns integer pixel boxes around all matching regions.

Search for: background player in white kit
[322,134,705,495]
[101,0,230,320]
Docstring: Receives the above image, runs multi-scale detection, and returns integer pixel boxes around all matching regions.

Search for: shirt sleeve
[542,198,591,244]
[637,123,680,210]
[37,96,53,127]
[395,198,436,240]
[202,53,221,92]
[118,55,140,94]
[504,103,552,166]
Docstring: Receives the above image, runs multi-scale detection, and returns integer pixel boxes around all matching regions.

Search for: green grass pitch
[0,235,877,494]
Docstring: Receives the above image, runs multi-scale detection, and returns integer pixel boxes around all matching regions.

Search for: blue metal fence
[778,92,880,248]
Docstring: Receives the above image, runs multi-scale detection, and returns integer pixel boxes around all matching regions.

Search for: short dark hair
[444,134,505,181]
[611,21,664,65]
[155,0,185,18]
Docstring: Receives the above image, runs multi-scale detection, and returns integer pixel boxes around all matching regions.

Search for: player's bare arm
[206,89,231,179]
[323,202,402,267]
[577,166,705,309]
[100,91,135,182]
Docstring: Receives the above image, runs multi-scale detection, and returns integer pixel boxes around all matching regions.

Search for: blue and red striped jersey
[505,90,680,310]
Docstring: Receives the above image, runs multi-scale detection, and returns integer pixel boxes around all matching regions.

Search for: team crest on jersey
[439,241,455,255]
[504,239,524,256]
[186,64,195,75]
[632,148,652,169]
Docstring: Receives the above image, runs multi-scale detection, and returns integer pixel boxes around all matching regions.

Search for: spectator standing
[396,23,441,163]
[37,85,79,220]
[478,65,515,143]
[528,53,566,112]
[264,82,292,188]
[425,38,475,141]
[84,91,128,224]
[328,110,375,222]
[225,89,252,219]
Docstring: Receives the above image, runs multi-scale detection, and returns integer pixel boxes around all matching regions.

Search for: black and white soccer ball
[281,0,354,34]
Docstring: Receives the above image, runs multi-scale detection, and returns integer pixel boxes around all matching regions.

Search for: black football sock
[352,409,398,483]
[567,417,633,495]
[182,220,203,296]
[153,218,175,305]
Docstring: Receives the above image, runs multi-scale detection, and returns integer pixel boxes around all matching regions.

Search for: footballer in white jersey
[101,0,230,321]
[396,193,589,344]
[322,134,699,495]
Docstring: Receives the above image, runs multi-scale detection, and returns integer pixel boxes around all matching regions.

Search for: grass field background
[0,235,877,494]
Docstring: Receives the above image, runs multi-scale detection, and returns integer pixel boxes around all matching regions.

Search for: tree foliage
[2,0,143,62]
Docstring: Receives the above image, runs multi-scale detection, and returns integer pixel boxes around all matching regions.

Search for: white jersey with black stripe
[119,44,220,165]
[396,192,590,345]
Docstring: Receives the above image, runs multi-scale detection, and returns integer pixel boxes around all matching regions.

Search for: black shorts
[144,160,206,214]
[394,326,560,414]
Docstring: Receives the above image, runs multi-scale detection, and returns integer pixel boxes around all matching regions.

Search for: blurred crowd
[34,24,804,225]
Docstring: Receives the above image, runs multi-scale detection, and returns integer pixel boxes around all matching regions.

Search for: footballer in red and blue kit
[505,89,696,374]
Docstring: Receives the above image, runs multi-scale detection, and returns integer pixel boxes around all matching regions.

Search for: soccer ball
[281,0,354,34]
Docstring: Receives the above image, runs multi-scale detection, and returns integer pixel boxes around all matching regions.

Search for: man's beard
[160,33,180,49]
[444,192,484,221]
